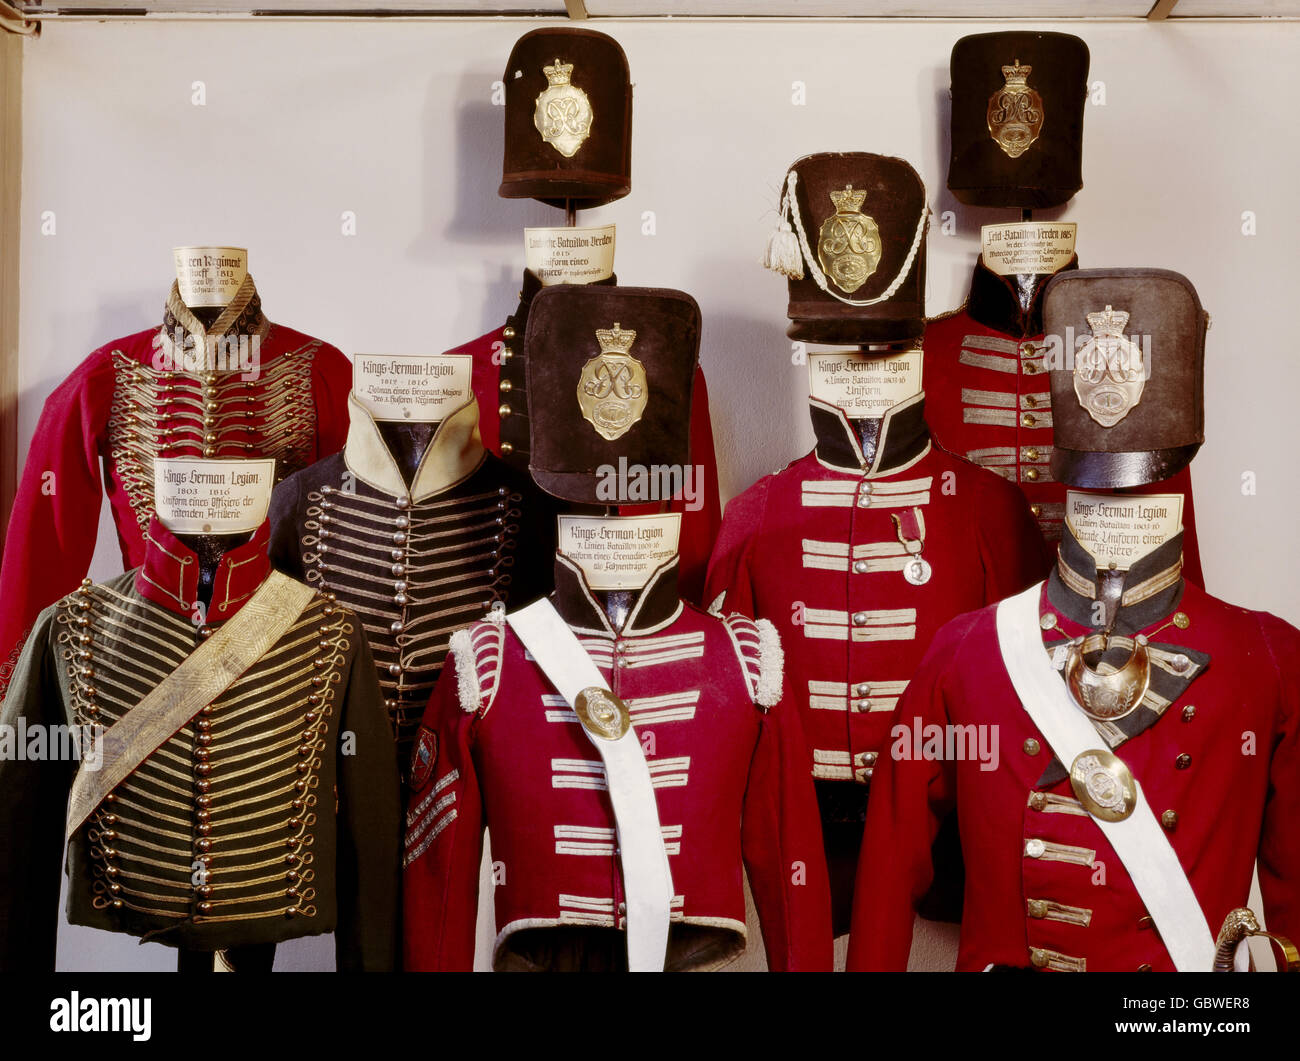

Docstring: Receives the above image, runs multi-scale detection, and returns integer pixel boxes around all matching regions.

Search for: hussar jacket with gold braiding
[402,555,833,971]
[0,277,351,695]
[268,393,561,771]
[0,519,401,971]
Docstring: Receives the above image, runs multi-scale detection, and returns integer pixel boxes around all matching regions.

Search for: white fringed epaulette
[721,613,785,711]
[450,618,508,716]
[449,628,481,714]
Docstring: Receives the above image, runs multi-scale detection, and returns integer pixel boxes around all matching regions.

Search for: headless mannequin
[376,422,439,488]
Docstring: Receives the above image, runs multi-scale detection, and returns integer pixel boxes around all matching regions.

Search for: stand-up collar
[811,393,931,478]
[1046,521,1185,635]
[966,254,1079,338]
[551,553,683,637]
[343,391,486,501]
[158,273,271,361]
[136,516,272,619]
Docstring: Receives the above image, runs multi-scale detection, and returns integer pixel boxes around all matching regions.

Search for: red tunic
[847,529,1300,971]
[0,281,351,687]
[402,556,832,971]
[923,258,1204,585]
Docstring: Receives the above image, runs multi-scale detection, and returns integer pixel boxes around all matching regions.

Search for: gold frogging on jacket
[816,185,881,295]
[987,60,1045,158]
[534,59,593,158]
[577,323,648,441]
[1074,306,1146,427]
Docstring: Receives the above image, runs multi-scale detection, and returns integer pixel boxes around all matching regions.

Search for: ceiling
[5,0,1298,18]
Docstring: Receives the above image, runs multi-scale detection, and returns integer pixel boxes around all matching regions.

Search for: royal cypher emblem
[577,323,648,441]
[534,59,593,159]
[816,185,881,295]
[1074,305,1146,428]
[987,60,1045,159]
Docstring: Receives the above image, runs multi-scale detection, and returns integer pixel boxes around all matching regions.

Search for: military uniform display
[705,394,1049,930]
[268,392,560,766]
[846,528,1300,972]
[402,555,832,971]
[922,257,1204,583]
[0,277,351,691]
[0,519,401,971]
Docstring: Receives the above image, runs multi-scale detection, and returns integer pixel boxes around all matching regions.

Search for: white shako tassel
[761,173,805,279]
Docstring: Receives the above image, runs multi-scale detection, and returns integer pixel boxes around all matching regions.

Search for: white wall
[17,16,1298,972]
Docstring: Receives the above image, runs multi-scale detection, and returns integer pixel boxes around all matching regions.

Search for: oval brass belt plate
[575,686,631,741]
[1069,748,1137,823]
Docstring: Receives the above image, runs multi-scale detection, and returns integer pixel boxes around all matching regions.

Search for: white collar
[343,391,487,501]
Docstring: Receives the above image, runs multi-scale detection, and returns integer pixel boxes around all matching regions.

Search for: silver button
[852,612,868,626]
[854,699,871,712]
[1025,838,1046,859]
[854,682,871,696]
[852,560,869,574]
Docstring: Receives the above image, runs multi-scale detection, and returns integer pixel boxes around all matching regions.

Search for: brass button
[1023,738,1041,756]
[1021,413,1037,428]
[1028,792,1047,811]
[1023,395,1037,408]
[500,442,514,455]
[1173,612,1190,629]
[1175,753,1192,770]
[499,379,512,392]
[1029,948,1049,969]
[1027,900,1048,919]
[1025,447,1040,461]
[1023,361,1037,374]
[498,403,512,418]
[1022,343,1037,356]
[1030,504,1042,517]
[1138,915,1154,930]
[1024,468,1040,482]
[1161,810,1178,830]
[1137,963,1153,972]
[502,326,516,340]
[1181,705,1196,722]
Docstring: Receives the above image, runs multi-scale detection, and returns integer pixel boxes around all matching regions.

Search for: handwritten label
[557,513,682,591]
[353,354,472,422]
[525,224,616,286]
[173,246,249,308]
[980,222,1077,277]
[808,349,923,418]
[153,458,275,535]
[1065,491,1184,571]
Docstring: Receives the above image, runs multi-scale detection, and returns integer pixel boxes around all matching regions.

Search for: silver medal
[904,557,932,586]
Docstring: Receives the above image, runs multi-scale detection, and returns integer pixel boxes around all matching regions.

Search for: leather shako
[776,152,928,345]
[524,285,701,504]
[499,27,632,209]
[1043,268,1207,489]
[947,31,1090,208]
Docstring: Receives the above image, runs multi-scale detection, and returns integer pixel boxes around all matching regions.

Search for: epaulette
[720,613,784,710]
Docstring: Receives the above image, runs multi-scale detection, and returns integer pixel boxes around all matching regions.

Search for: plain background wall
[14,16,1297,971]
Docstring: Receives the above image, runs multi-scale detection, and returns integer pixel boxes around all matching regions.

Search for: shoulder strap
[65,571,317,839]
[506,598,674,972]
[995,583,1229,972]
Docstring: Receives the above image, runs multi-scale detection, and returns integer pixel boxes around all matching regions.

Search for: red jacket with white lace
[402,555,832,971]
[705,395,1051,784]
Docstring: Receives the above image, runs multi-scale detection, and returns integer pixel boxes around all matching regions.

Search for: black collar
[508,268,619,328]
[1047,522,1185,635]
[551,553,683,637]
[810,393,930,477]
[966,254,1079,338]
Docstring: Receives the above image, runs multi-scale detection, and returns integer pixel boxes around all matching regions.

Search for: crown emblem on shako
[534,58,593,158]
[815,184,882,295]
[1073,305,1146,428]
[987,60,1045,159]
[576,323,648,441]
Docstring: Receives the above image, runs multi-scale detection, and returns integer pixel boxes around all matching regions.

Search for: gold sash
[65,571,318,839]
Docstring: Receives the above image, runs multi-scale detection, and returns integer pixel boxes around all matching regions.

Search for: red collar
[135,517,272,620]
